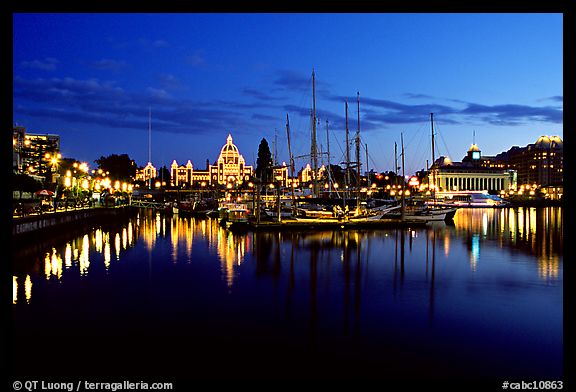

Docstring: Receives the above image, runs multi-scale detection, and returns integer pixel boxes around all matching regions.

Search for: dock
[229,218,428,232]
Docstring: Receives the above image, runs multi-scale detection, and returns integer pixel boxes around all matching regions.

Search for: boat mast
[355,91,361,212]
[326,120,333,194]
[311,69,319,198]
[286,114,297,216]
[148,106,152,190]
[430,112,436,198]
[394,142,398,189]
[345,101,351,200]
[366,143,370,189]
[401,132,406,221]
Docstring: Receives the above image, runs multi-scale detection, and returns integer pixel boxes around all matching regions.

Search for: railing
[130,199,166,209]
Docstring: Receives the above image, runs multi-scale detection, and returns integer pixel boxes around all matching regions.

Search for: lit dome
[535,135,563,149]
[218,134,245,164]
[468,144,480,152]
[443,156,453,166]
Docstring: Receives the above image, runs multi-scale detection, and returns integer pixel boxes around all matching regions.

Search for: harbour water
[12,207,563,382]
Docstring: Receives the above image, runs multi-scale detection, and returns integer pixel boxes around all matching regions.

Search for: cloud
[272,70,331,96]
[538,95,563,103]
[460,103,563,124]
[90,59,128,71]
[242,88,286,101]
[13,74,563,144]
[13,76,256,136]
[403,92,435,100]
[21,57,59,71]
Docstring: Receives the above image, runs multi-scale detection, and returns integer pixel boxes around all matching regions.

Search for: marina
[11,13,563,387]
[12,206,563,382]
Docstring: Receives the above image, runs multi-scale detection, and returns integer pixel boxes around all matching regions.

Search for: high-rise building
[13,125,61,181]
[494,135,563,187]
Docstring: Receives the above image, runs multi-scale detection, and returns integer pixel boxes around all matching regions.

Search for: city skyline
[13,13,563,175]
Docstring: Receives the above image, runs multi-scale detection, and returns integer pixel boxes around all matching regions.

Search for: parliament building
[170,134,253,187]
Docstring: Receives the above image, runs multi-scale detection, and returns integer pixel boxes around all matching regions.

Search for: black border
[5,2,572,391]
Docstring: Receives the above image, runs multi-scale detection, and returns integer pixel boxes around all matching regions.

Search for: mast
[401,133,406,221]
[430,112,436,197]
[345,101,351,200]
[355,91,361,212]
[148,106,152,190]
[311,69,319,198]
[394,141,398,189]
[286,114,297,216]
[273,128,278,166]
[326,120,333,194]
[365,143,370,189]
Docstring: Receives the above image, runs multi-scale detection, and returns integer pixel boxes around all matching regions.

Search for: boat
[430,191,508,208]
[218,202,250,227]
[383,206,447,222]
[223,204,251,230]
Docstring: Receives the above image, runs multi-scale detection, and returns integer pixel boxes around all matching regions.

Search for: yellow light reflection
[79,234,90,275]
[538,256,560,281]
[25,275,32,303]
[65,243,72,268]
[13,276,17,304]
[122,227,128,249]
[216,228,246,288]
[44,253,51,280]
[128,222,133,246]
[104,240,111,270]
[95,229,103,253]
[115,233,121,260]
[51,248,63,280]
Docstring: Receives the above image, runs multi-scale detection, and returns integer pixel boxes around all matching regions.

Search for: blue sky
[13,13,563,175]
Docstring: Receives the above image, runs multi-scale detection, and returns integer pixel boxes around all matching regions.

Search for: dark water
[12,207,563,382]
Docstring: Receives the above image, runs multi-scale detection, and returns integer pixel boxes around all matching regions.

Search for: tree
[12,173,42,197]
[94,154,137,182]
[155,166,171,186]
[256,138,273,183]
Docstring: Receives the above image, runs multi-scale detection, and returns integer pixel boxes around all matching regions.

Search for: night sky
[13,13,563,175]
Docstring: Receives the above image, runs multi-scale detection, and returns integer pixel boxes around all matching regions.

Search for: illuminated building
[430,143,516,192]
[136,162,158,183]
[169,160,193,187]
[170,133,253,187]
[493,135,563,187]
[13,125,61,181]
[299,163,326,184]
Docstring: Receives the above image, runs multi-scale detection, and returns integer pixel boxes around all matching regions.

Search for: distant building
[136,162,158,184]
[299,163,326,184]
[430,143,516,192]
[13,125,61,182]
[170,133,254,187]
[494,135,563,187]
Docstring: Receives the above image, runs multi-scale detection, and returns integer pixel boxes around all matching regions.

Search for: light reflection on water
[12,207,562,379]
[13,207,562,303]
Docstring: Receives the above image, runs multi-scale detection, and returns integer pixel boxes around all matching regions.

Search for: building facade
[170,134,254,187]
[494,135,563,187]
[430,144,517,192]
[136,162,158,184]
[13,125,61,181]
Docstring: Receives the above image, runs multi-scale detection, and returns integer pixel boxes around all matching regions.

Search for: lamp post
[275,175,283,222]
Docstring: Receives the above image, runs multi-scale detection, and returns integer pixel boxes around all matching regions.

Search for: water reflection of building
[15,219,138,305]
[453,207,562,280]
